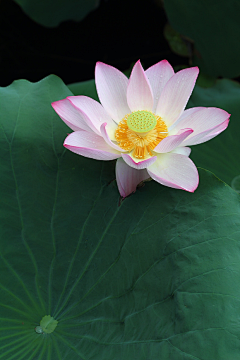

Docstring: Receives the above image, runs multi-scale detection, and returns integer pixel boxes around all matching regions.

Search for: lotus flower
[52,60,230,197]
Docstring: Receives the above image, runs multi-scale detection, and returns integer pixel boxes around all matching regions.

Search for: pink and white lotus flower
[52,60,230,197]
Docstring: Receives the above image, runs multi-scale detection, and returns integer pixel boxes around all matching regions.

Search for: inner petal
[115,110,168,160]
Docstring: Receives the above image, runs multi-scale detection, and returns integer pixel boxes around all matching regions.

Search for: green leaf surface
[13,0,100,27]
[1,77,240,359]
[188,79,240,188]
[164,0,240,78]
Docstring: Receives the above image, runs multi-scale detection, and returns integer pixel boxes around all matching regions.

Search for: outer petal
[67,96,116,136]
[127,60,154,112]
[193,118,229,145]
[121,153,157,169]
[145,60,174,113]
[51,98,93,132]
[172,107,230,145]
[154,128,193,153]
[95,62,130,122]
[172,147,191,156]
[183,118,230,146]
[100,123,123,151]
[156,67,199,127]
[116,158,150,198]
[64,130,121,160]
[168,107,203,133]
[147,153,199,192]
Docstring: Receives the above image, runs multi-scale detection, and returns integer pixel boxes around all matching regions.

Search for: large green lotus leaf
[13,0,100,27]
[1,76,240,360]
[164,0,240,78]
[188,79,240,188]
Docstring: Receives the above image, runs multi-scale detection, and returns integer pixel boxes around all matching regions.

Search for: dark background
[0,0,188,87]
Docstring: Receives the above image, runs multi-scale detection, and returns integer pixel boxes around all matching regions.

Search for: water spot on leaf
[231,175,240,193]
[35,315,58,334]
[35,326,44,334]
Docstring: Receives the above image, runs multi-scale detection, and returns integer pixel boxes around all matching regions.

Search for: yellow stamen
[115,110,168,160]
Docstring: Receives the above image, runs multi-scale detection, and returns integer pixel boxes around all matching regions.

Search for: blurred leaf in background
[0,0,170,87]
[13,0,100,27]
[163,23,193,58]
[164,0,240,78]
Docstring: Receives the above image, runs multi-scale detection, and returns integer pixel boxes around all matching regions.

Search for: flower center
[115,110,168,160]
[127,110,157,133]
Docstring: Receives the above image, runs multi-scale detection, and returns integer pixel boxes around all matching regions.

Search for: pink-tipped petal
[64,130,121,161]
[168,106,203,132]
[100,122,123,151]
[195,118,229,144]
[156,67,199,127]
[51,99,93,132]
[154,128,193,153]
[67,96,116,135]
[147,153,199,192]
[127,60,154,112]
[121,153,157,169]
[172,147,191,156]
[145,60,174,113]
[95,62,130,122]
[116,158,150,197]
[183,118,230,146]
[173,107,230,145]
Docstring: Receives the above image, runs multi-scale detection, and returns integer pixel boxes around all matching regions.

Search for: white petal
[95,62,130,122]
[173,107,230,145]
[51,99,93,132]
[147,153,199,192]
[156,67,199,127]
[190,119,229,145]
[145,60,174,113]
[154,129,193,153]
[64,130,121,160]
[183,119,229,146]
[168,107,203,133]
[121,153,157,169]
[68,96,116,135]
[172,147,191,156]
[116,158,149,198]
[100,123,123,151]
[127,60,154,112]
